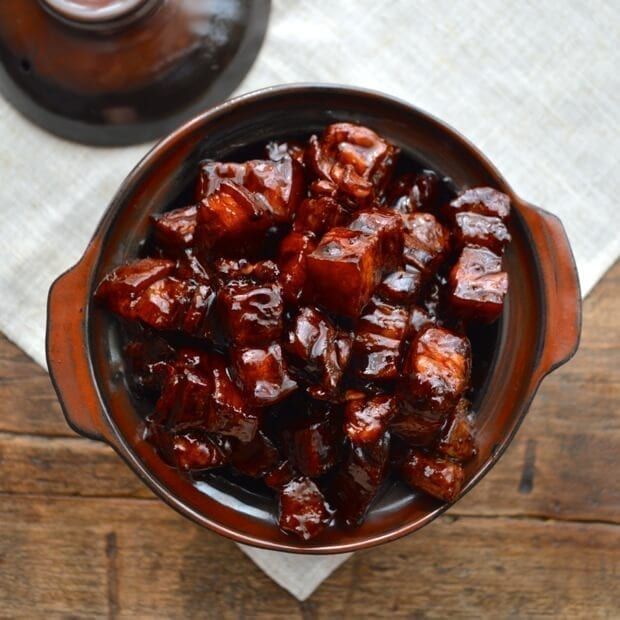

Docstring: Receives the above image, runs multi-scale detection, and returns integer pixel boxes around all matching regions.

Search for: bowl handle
[519,203,582,380]
[46,243,114,444]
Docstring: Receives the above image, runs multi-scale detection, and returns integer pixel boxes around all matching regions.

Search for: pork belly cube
[284,307,352,397]
[454,212,511,255]
[243,157,305,222]
[266,140,306,166]
[353,298,409,381]
[278,477,332,540]
[293,196,351,236]
[278,231,317,304]
[180,280,217,338]
[377,269,423,304]
[399,448,465,502]
[349,209,404,271]
[329,432,390,527]
[208,354,261,442]
[264,459,297,490]
[124,338,175,393]
[444,187,511,222]
[306,228,383,317]
[436,398,476,462]
[195,161,246,200]
[281,404,343,477]
[388,170,439,213]
[401,326,471,414]
[94,257,176,318]
[402,212,450,276]
[151,205,197,255]
[217,280,283,347]
[230,431,280,478]
[194,182,273,257]
[131,276,192,330]
[214,258,280,285]
[232,343,298,406]
[448,246,508,323]
[170,430,233,472]
[307,123,399,201]
[344,392,397,445]
[389,407,445,447]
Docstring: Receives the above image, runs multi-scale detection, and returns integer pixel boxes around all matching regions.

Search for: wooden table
[0,262,618,619]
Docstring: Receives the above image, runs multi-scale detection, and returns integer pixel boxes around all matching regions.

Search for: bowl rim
[47,82,582,553]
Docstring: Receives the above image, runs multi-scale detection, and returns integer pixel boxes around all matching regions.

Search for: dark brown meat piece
[151,205,197,255]
[232,343,298,405]
[281,403,343,477]
[266,140,306,166]
[264,459,297,490]
[195,161,246,199]
[194,182,273,257]
[444,187,511,222]
[214,258,280,285]
[306,227,383,317]
[170,430,233,472]
[130,277,192,330]
[329,432,390,527]
[402,212,450,276]
[217,280,283,347]
[284,306,352,398]
[399,448,465,502]
[278,477,332,540]
[377,269,423,304]
[230,431,279,478]
[94,257,176,318]
[353,298,409,381]
[436,398,476,461]
[448,245,508,323]
[306,123,398,202]
[349,209,404,271]
[293,196,351,236]
[389,170,439,213]
[453,212,511,254]
[400,326,471,414]
[344,392,397,444]
[277,231,317,305]
[124,338,175,393]
[390,407,445,447]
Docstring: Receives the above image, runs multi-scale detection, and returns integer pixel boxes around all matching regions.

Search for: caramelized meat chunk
[349,209,404,270]
[214,258,280,285]
[281,404,343,477]
[264,459,297,490]
[232,343,298,405]
[344,393,397,444]
[353,298,409,381]
[329,432,390,526]
[284,307,352,397]
[389,170,439,213]
[230,431,279,478]
[444,187,511,222]
[399,448,465,502]
[454,212,511,254]
[402,212,450,275]
[448,246,508,322]
[278,231,317,304]
[217,280,283,347]
[94,257,176,318]
[170,431,232,472]
[131,277,191,330]
[278,477,331,540]
[390,407,445,447]
[124,338,175,393]
[293,196,351,236]
[197,158,304,222]
[306,227,383,317]
[307,123,398,201]
[266,140,306,166]
[195,182,273,257]
[400,326,471,414]
[377,269,423,304]
[436,398,476,462]
[151,205,198,254]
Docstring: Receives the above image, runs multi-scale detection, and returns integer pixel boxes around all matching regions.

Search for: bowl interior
[88,86,543,552]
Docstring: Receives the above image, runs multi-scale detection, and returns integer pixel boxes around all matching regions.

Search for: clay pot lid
[0,0,271,145]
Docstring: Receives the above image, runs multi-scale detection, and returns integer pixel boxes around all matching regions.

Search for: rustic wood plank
[0,495,617,619]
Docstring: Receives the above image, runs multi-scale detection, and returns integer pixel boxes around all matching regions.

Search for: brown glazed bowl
[46,84,581,553]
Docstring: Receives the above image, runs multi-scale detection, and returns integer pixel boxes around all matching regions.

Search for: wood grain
[0,261,618,618]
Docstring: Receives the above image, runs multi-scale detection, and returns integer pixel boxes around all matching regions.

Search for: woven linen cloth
[0,0,618,601]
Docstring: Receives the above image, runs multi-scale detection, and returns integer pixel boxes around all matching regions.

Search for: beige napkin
[0,0,618,601]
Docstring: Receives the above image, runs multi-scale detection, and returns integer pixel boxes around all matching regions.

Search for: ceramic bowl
[47,84,581,553]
